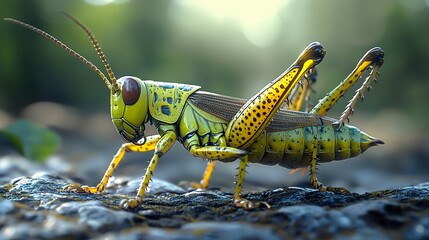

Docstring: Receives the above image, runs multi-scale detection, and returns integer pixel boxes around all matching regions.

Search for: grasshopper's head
[4,14,150,144]
[111,76,149,144]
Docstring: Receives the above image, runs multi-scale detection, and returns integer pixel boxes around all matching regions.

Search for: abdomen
[247,123,381,169]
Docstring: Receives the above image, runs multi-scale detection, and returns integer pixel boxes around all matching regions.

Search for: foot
[326,186,351,194]
[178,181,208,190]
[189,181,208,190]
[120,196,143,209]
[316,183,351,194]
[62,183,102,194]
[233,198,271,209]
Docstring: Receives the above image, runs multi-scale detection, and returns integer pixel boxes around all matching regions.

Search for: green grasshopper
[5,15,384,209]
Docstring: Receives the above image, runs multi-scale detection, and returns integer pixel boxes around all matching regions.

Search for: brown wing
[188,91,336,132]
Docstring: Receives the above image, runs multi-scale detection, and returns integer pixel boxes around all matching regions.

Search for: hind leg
[225,43,325,150]
[287,68,318,112]
[310,47,384,120]
[226,43,325,208]
[307,48,384,192]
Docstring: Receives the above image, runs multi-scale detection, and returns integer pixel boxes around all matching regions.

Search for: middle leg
[233,156,270,209]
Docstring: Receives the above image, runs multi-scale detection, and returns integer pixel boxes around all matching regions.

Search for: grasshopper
[5,15,384,209]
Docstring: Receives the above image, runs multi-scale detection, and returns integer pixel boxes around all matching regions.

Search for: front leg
[63,135,161,194]
[120,130,177,209]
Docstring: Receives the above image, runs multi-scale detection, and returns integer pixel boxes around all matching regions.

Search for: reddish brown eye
[122,78,141,105]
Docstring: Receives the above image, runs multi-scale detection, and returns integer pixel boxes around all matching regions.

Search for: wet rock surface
[0,169,428,240]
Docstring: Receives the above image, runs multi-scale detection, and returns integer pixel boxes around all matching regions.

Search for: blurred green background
[0,0,428,191]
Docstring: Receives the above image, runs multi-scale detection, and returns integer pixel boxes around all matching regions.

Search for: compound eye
[122,77,141,105]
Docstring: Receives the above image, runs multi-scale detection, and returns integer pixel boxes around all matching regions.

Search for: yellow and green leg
[120,131,177,209]
[193,44,325,191]
[190,161,216,189]
[225,43,325,208]
[63,134,161,194]
[310,47,384,119]
[287,68,318,112]
[189,142,247,189]
[233,156,270,209]
[308,136,350,193]
[225,42,325,150]
[307,47,384,192]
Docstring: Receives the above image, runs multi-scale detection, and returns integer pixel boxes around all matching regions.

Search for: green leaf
[0,120,61,162]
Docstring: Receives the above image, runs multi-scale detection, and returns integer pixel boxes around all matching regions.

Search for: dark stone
[77,205,141,231]
[0,199,15,215]
[112,177,186,195]
[405,215,429,240]
[342,200,407,228]
[1,168,429,239]
[181,222,282,240]
[0,215,87,240]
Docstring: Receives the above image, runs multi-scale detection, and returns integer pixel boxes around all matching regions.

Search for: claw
[120,196,143,209]
[189,182,207,190]
[233,198,271,209]
[62,183,83,192]
[314,182,351,194]
[326,186,351,194]
[62,183,101,194]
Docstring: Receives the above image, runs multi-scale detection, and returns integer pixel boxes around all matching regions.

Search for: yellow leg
[233,156,270,209]
[287,78,309,111]
[63,135,161,194]
[187,143,247,189]
[337,60,383,127]
[191,161,216,189]
[225,43,325,149]
[287,68,317,112]
[120,131,177,209]
[190,145,247,160]
[310,47,384,118]
[292,49,384,177]
[309,135,350,193]
[309,136,326,191]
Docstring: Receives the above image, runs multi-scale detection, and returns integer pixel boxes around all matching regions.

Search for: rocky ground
[0,155,429,240]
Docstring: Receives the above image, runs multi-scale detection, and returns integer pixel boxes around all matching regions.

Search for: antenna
[60,12,118,91]
[4,16,117,92]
